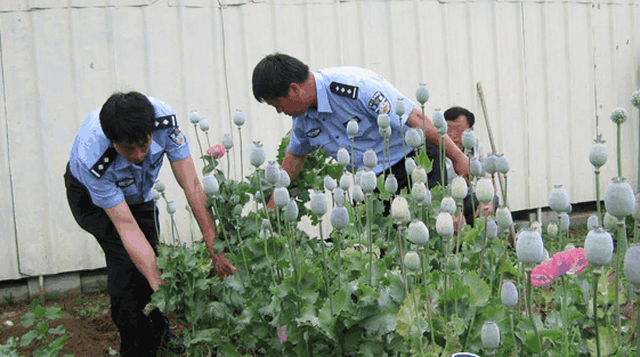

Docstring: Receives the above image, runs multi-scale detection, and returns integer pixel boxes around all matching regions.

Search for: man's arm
[267,150,307,209]
[170,155,236,278]
[406,108,470,177]
[105,202,164,291]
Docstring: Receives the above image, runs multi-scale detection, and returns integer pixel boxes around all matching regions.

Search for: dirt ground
[0,291,182,357]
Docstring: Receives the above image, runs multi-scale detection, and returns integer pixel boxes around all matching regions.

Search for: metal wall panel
[0,0,638,281]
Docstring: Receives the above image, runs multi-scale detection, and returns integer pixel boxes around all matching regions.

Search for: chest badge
[116,178,136,188]
[306,128,322,138]
[168,128,186,145]
[367,91,390,114]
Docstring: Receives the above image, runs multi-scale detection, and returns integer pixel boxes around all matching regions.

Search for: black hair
[99,91,156,144]
[252,53,310,102]
[444,106,475,128]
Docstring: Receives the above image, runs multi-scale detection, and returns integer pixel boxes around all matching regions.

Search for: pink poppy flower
[276,325,287,342]
[207,144,226,159]
[531,248,589,286]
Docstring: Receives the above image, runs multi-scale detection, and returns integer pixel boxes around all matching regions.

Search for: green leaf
[414,150,433,174]
[362,311,397,335]
[587,325,617,357]
[20,330,39,347]
[45,306,64,320]
[48,325,66,335]
[21,311,36,328]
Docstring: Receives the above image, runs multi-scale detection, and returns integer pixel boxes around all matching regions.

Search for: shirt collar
[113,139,162,170]
[312,72,332,114]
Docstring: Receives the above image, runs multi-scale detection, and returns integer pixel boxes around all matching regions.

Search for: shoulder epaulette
[330,82,358,99]
[90,147,117,178]
[154,115,177,129]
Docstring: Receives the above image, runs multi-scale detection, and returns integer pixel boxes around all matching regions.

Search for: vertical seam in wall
[520,2,531,209]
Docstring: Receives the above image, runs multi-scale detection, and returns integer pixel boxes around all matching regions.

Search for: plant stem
[477,214,489,280]
[350,135,356,178]
[255,169,275,233]
[238,127,243,180]
[636,290,640,357]
[367,195,373,286]
[525,268,542,353]
[617,122,622,178]
[410,275,426,357]
[592,270,601,357]
[595,170,602,224]
[561,275,569,357]
[420,247,436,345]
[193,124,206,165]
[397,223,409,296]
[509,310,519,357]
[318,219,334,315]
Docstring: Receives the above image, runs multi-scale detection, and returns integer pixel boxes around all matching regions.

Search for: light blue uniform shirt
[68,97,190,209]
[289,67,416,175]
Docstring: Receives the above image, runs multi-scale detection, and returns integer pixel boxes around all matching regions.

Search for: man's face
[113,134,152,164]
[447,115,471,151]
[265,86,309,117]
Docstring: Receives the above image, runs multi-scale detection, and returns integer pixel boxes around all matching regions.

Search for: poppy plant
[530,248,589,286]
[207,144,226,159]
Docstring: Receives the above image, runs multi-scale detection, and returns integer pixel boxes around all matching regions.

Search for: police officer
[251,53,470,206]
[64,91,236,356]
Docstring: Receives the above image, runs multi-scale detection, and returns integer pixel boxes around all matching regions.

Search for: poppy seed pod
[151,190,161,201]
[440,196,456,215]
[405,158,416,176]
[333,187,346,206]
[254,190,262,201]
[222,134,234,150]
[250,141,266,167]
[486,219,498,240]
[233,109,245,126]
[547,222,558,237]
[494,154,510,174]
[323,175,336,191]
[416,84,430,105]
[155,180,166,193]
[385,174,398,194]
[437,120,448,136]
[549,185,571,213]
[337,147,350,167]
[347,118,359,136]
[422,188,432,207]
[436,211,454,238]
[199,119,210,132]
[360,169,377,193]
[560,212,571,232]
[391,196,411,223]
[476,177,495,204]
[395,98,406,117]
[265,161,280,185]
[484,155,497,175]
[405,128,422,147]
[407,220,429,246]
[330,205,349,230]
[496,207,513,228]
[262,219,271,230]
[379,126,392,139]
[273,186,290,208]
[501,280,519,310]
[412,181,428,203]
[603,212,617,231]
[284,199,298,223]
[233,204,243,217]
[310,191,328,216]
[352,184,365,203]
[624,244,640,288]
[377,113,391,129]
[462,129,476,151]
[470,157,485,177]
[584,228,614,267]
[167,201,177,214]
[202,175,219,196]
[634,193,640,221]
[339,174,351,190]
[451,176,468,202]
[481,320,501,350]
[363,148,378,169]
[277,169,290,188]
[610,107,628,124]
[189,110,202,124]
[587,214,600,230]
[412,166,427,184]
[632,90,640,108]
[432,109,446,133]
[404,252,420,271]
[604,177,635,220]
[516,229,544,264]
[589,138,608,169]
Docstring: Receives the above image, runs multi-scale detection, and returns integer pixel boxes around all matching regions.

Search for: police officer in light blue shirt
[252,53,470,209]
[64,92,236,357]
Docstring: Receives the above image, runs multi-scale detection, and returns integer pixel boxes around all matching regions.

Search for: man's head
[444,106,475,151]
[252,53,314,117]
[100,91,155,164]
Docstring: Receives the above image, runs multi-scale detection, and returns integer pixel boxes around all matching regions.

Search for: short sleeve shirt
[288,67,416,175]
[68,96,190,209]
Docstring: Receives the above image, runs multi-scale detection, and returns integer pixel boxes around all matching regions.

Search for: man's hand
[210,251,237,279]
[476,201,495,218]
[453,154,470,178]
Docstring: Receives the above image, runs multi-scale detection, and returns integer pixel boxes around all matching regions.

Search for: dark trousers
[64,163,167,357]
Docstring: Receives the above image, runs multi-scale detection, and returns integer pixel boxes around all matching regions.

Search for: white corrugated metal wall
[1,0,638,281]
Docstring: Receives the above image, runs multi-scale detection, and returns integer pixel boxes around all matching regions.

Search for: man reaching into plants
[251,53,470,206]
[64,91,236,357]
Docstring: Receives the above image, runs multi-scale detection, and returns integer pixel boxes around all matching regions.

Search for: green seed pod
[422,189,432,207]
[254,190,262,201]
[404,251,420,271]
[189,110,201,124]
[603,212,618,231]
[484,155,497,175]
[496,207,513,228]
[199,119,210,132]
[337,147,350,167]
[549,185,571,213]
[167,201,177,214]
[363,148,378,169]
[391,196,411,223]
[284,199,299,222]
[222,133,234,150]
[446,256,458,271]
[564,243,576,251]
[202,175,219,196]
[333,187,346,206]
[451,176,468,202]
[476,177,495,204]
[440,196,456,215]
[436,211,454,238]
[481,320,501,350]
[632,90,640,109]
[347,118,359,136]
[516,229,544,264]
[261,219,271,230]
[486,219,498,240]
[437,120,448,136]
[360,169,377,193]
[412,166,427,184]
[233,109,245,126]
[604,177,635,220]
[310,191,328,216]
[151,190,161,201]
[470,156,485,177]
[610,107,627,124]
[494,154,510,174]
[339,174,351,190]
[584,228,614,267]
[379,126,391,138]
[377,113,391,129]
[277,169,290,188]
[330,205,349,230]
[416,84,430,105]
[589,138,608,169]
[323,175,336,191]
[501,281,518,310]
[233,204,243,217]
[462,129,476,151]
[352,184,365,203]
[250,141,265,167]
[547,222,558,237]
[405,158,416,176]
[624,244,640,288]
[407,219,429,246]
[385,174,398,194]
[432,109,446,132]
[587,214,600,230]
[412,181,427,203]
[395,98,406,117]
[265,161,280,185]
[405,128,422,147]
[274,186,290,208]
[560,212,570,232]
[155,180,166,193]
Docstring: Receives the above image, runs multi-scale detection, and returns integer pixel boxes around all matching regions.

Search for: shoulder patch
[90,147,117,178]
[306,128,322,138]
[116,178,136,188]
[154,115,177,129]
[367,91,390,114]
[330,82,358,99]
[168,128,186,145]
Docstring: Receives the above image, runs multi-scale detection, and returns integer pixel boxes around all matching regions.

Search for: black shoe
[162,330,186,354]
